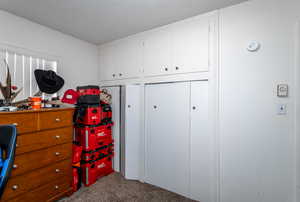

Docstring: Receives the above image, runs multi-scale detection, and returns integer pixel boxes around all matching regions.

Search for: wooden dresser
[0,107,74,202]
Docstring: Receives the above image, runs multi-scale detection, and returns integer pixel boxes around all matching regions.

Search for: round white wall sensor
[247,41,261,52]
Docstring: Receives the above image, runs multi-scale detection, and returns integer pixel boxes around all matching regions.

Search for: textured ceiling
[0,0,247,45]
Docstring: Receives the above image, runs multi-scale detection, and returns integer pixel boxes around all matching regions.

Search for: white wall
[0,10,98,93]
[220,0,300,202]
[97,0,300,201]
[296,19,300,202]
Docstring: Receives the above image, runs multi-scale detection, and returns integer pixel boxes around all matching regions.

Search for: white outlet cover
[277,104,287,115]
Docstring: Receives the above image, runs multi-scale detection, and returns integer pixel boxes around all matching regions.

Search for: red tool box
[81,142,114,162]
[77,85,101,96]
[81,154,114,186]
[74,123,113,151]
[77,85,101,104]
[74,104,102,125]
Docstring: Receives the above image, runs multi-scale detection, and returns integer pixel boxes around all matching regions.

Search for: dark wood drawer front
[39,110,73,130]
[0,113,38,134]
[7,176,71,202]
[2,159,71,201]
[16,127,73,155]
[11,143,72,177]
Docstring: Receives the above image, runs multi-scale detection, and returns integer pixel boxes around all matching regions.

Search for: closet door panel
[145,82,190,196]
[123,85,142,180]
[103,86,121,172]
[190,81,213,202]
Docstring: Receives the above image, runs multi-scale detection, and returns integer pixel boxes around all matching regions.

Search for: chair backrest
[0,125,17,198]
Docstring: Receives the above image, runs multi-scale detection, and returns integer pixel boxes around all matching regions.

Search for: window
[0,44,59,101]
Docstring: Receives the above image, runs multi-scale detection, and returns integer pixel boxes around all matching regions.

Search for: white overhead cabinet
[98,13,212,81]
[145,81,213,201]
[143,28,172,76]
[143,15,210,77]
[171,16,210,74]
[99,37,142,81]
[99,44,115,81]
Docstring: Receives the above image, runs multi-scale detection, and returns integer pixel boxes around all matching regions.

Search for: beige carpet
[60,172,196,202]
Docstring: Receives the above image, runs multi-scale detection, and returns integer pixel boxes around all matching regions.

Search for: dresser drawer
[16,127,73,155]
[39,110,73,130]
[11,143,72,177]
[6,176,71,202]
[0,113,38,134]
[2,159,71,201]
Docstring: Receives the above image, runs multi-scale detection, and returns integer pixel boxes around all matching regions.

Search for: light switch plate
[277,84,288,97]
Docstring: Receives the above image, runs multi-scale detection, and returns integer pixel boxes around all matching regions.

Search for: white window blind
[0,45,58,102]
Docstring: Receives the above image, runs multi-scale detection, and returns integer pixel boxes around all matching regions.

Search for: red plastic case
[77,85,100,96]
[81,154,114,186]
[72,144,83,164]
[75,104,102,125]
[75,124,113,151]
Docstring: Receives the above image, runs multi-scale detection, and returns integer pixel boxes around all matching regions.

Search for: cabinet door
[190,81,213,202]
[121,85,142,180]
[143,28,172,76]
[114,37,142,79]
[99,44,116,81]
[145,82,190,197]
[103,86,121,172]
[172,16,210,74]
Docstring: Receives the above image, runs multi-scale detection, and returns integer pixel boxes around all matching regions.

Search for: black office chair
[0,125,17,198]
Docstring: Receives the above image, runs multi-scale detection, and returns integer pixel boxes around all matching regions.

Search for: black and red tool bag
[101,102,112,124]
[74,123,113,151]
[74,104,102,125]
[81,153,114,186]
[77,85,101,104]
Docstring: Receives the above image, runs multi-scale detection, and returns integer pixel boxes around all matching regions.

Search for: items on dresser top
[0,107,74,202]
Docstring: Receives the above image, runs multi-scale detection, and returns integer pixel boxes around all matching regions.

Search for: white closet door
[145,82,190,197]
[190,81,213,202]
[103,86,121,172]
[123,85,142,180]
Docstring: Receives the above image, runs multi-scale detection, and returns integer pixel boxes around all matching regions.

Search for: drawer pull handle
[12,123,18,126]
[13,164,18,169]
[12,185,18,190]
[16,143,19,147]
[55,185,59,189]
[55,152,60,156]
[55,118,61,122]
[55,135,60,139]
[55,169,60,173]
